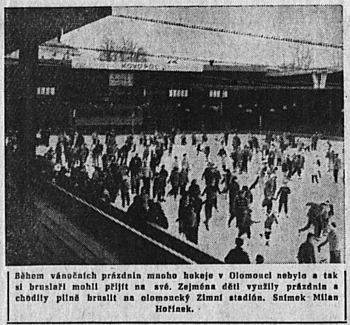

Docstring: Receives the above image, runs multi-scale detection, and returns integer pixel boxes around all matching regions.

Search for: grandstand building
[5,55,343,135]
[5,7,344,136]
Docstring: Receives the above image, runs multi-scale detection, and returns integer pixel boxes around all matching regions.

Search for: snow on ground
[37,133,345,264]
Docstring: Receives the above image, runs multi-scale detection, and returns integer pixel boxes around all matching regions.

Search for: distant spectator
[224,238,250,264]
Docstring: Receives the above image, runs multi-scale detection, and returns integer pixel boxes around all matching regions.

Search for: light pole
[259,115,262,136]
[131,111,135,135]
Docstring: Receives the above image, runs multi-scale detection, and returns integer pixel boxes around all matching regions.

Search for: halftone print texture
[36,132,345,264]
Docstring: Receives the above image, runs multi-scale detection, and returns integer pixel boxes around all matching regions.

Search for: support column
[18,40,38,163]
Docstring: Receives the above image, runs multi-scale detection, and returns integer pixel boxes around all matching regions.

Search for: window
[37,87,55,96]
[209,90,220,98]
[169,89,188,98]
[209,90,228,98]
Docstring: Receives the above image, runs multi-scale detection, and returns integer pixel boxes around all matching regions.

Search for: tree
[99,37,147,63]
[290,44,313,70]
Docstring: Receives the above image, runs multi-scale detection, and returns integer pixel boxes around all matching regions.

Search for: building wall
[5,63,344,135]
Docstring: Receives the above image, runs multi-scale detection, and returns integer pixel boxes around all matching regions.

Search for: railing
[28,174,222,265]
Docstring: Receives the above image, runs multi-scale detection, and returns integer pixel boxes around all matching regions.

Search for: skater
[299,203,323,238]
[142,145,150,162]
[262,210,278,246]
[92,130,99,145]
[224,130,229,146]
[158,165,169,201]
[178,192,190,235]
[153,172,162,201]
[188,191,203,244]
[228,176,240,227]
[129,153,142,178]
[120,176,131,208]
[92,140,103,168]
[179,168,189,196]
[217,146,227,159]
[168,167,180,199]
[168,141,173,156]
[181,133,187,145]
[317,222,341,263]
[172,156,180,170]
[262,195,274,214]
[181,153,190,172]
[79,143,89,167]
[311,159,321,184]
[232,133,241,150]
[204,145,210,161]
[333,154,341,183]
[202,162,214,186]
[183,204,199,244]
[237,208,259,239]
[224,238,250,264]
[202,179,221,230]
[141,162,152,195]
[150,152,157,176]
[191,132,197,146]
[202,132,208,143]
[297,233,316,264]
[196,143,201,156]
[188,179,201,199]
[311,132,319,151]
[276,180,291,217]
[221,168,232,194]
[326,150,335,172]
[233,190,249,229]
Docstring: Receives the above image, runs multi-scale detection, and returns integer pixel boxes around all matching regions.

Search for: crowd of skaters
[7,127,343,264]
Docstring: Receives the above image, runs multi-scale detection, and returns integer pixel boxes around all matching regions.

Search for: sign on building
[109,73,134,86]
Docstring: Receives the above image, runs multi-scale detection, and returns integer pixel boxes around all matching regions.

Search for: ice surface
[37,133,345,264]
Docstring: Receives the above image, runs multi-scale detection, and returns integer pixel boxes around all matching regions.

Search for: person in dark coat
[158,165,169,202]
[153,172,162,201]
[188,179,201,199]
[146,200,169,229]
[187,192,203,244]
[202,180,221,230]
[129,153,142,177]
[299,203,323,238]
[127,195,148,227]
[183,204,198,244]
[224,238,250,264]
[237,209,259,239]
[297,233,316,264]
[168,167,180,199]
[178,192,190,235]
[228,176,240,227]
[232,190,249,228]
[92,140,103,168]
[224,131,229,146]
[179,168,189,196]
[276,180,291,217]
[202,163,214,186]
[120,176,131,208]
[232,134,241,150]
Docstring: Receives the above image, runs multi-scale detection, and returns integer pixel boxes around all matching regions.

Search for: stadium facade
[5,55,343,135]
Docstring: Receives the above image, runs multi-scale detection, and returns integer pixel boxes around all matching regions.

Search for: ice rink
[37,133,345,264]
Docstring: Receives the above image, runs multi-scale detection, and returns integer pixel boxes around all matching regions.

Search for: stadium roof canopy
[6,6,343,73]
